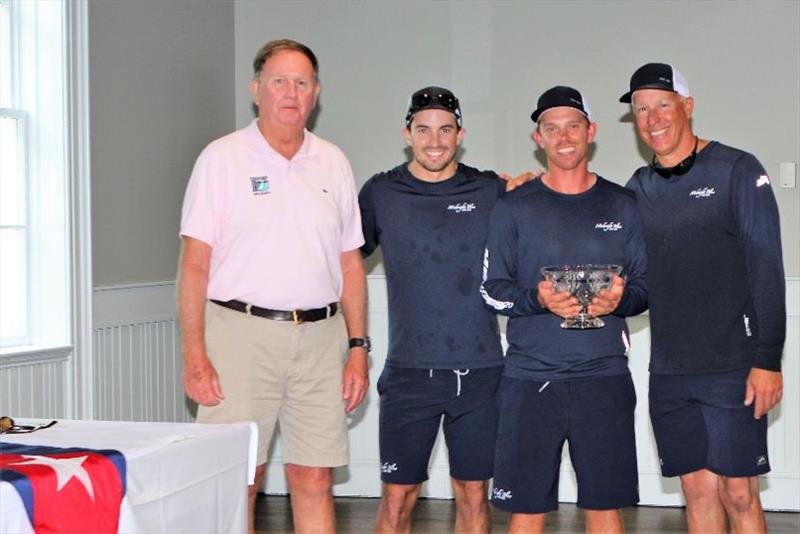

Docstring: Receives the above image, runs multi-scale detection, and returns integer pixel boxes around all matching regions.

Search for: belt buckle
[292,310,302,325]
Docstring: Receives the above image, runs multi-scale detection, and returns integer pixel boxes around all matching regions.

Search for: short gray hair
[252,39,318,81]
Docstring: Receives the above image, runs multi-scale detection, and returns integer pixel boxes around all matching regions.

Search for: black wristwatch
[348,337,372,352]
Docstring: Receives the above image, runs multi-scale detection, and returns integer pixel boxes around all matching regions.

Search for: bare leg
[680,469,727,534]
[450,478,490,534]
[584,509,624,534]
[719,476,766,534]
[375,482,422,534]
[284,463,335,534]
[248,464,266,534]
[507,512,546,534]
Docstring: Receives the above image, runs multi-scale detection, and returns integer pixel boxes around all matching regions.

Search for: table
[1,419,257,534]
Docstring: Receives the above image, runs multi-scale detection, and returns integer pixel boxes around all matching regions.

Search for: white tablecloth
[1,419,257,534]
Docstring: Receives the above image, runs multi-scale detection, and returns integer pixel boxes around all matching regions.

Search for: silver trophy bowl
[541,264,623,329]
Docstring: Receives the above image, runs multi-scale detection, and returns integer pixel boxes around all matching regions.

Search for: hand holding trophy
[541,264,622,329]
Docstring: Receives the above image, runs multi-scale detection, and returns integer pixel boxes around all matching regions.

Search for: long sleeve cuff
[754,344,784,371]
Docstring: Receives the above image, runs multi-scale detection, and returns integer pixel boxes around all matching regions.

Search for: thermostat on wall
[780,162,796,188]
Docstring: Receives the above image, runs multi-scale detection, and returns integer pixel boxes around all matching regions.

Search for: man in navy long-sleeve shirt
[481,86,647,534]
[360,87,533,533]
[621,63,785,534]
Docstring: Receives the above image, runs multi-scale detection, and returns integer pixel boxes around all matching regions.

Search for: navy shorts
[491,374,639,513]
[649,368,770,478]
[377,365,502,485]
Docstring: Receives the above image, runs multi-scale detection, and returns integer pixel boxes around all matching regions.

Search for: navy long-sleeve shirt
[481,176,648,381]
[627,141,785,374]
[359,163,506,369]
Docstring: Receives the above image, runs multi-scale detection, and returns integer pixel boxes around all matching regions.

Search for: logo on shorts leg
[492,488,513,501]
[381,462,398,474]
[756,455,768,466]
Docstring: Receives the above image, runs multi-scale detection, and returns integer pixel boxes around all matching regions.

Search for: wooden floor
[255,495,800,533]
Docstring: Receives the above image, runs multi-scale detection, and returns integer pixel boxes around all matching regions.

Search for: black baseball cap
[405,86,462,128]
[531,86,591,123]
[619,62,690,103]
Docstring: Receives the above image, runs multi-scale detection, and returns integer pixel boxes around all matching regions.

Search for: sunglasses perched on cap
[405,89,462,127]
[652,137,698,178]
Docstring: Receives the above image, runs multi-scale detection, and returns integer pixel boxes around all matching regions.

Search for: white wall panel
[93,319,189,422]
[319,276,798,510]
[92,283,192,423]
[76,279,800,510]
[0,356,68,419]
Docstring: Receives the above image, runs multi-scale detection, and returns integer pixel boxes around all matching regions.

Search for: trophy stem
[560,312,605,330]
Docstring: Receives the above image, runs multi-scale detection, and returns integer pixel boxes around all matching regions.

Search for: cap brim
[407,104,458,122]
[620,85,677,103]
[531,105,589,123]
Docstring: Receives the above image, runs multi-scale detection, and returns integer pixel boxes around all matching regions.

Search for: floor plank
[255,495,800,533]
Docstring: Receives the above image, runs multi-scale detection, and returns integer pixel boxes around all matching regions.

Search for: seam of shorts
[577,501,639,510]
[706,464,771,478]
[282,453,348,468]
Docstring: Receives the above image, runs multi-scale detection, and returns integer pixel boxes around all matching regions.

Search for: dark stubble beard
[415,152,456,174]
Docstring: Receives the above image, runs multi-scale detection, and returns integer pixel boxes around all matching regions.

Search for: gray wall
[90,0,235,286]
[87,0,799,285]
[235,0,800,276]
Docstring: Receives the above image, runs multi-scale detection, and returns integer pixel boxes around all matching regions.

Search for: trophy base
[560,315,605,329]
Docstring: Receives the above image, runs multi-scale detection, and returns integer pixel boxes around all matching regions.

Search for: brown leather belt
[211,299,337,324]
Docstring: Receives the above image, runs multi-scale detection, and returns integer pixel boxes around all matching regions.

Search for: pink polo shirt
[180,120,364,309]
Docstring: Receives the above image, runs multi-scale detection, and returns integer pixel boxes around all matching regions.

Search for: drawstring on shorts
[453,369,470,397]
[427,369,472,397]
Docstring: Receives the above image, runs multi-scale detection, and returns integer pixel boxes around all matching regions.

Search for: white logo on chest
[447,202,476,213]
[595,222,622,232]
[689,187,715,198]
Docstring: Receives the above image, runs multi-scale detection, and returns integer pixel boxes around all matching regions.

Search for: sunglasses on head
[652,137,698,178]
[405,90,461,127]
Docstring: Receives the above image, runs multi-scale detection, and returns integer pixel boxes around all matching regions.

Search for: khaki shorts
[197,302,349,467]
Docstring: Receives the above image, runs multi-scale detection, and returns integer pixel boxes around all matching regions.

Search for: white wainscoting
[323,276,799,510]
[92,282,193,423]
[0,348,70,419]
[15,277,793,510]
